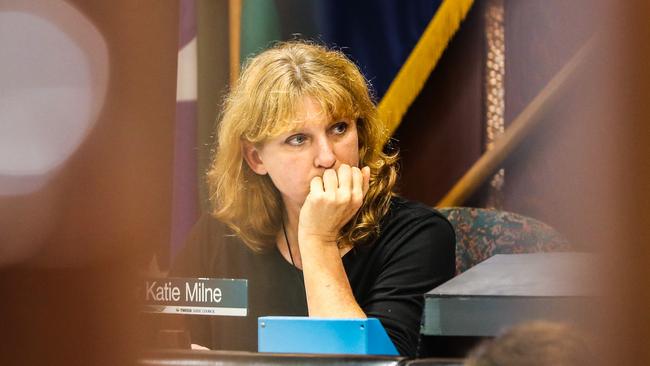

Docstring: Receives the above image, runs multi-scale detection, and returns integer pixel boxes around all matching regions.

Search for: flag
[170,0,199,263]
[239,0,474,135]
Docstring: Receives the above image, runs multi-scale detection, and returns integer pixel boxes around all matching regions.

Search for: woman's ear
[242,142,268,175]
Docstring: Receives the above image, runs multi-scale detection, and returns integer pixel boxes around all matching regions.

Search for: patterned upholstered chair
[437,207,571,274]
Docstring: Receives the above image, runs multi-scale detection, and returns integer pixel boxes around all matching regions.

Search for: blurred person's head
[465,321,593,366]
[207,41,398,252]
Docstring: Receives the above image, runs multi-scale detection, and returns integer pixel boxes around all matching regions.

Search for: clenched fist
[298,164,370,245]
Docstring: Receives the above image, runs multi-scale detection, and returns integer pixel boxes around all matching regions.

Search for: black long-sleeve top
[170,196,455,357]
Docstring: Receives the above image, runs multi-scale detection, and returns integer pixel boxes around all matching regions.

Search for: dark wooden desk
[139,349,403,366]
[139,349,463,366]
[422,253,598,337]
[418,253,598,358]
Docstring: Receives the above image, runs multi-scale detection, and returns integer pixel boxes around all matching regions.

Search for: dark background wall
[393,1,485,207]
[500,0,605,247]
[394,0,604,250]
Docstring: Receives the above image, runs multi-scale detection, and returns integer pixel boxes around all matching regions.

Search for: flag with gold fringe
[240,0,474,136]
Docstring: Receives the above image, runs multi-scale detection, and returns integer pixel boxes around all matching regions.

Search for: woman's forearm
[299,235,366,318]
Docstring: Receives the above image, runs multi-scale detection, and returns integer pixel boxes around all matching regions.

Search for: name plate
[143,277,248,316]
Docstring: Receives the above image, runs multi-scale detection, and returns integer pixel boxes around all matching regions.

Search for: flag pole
[437,39,594,207]
[228,0,241,88]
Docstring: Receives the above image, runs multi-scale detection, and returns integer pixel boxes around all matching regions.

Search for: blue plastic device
[258,316,399,356]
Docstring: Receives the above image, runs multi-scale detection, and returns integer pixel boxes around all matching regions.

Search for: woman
[171,41,455,357]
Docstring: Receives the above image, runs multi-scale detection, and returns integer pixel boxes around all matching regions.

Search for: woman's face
[244,96,360,213]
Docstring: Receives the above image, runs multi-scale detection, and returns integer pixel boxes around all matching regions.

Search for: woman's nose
[314,137,336,169]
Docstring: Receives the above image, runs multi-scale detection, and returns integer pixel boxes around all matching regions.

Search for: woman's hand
[298,164,370,245]
[191,343,210,350]
[297,164,370,318]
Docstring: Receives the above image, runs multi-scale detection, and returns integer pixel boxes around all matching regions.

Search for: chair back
[438,207,571,274]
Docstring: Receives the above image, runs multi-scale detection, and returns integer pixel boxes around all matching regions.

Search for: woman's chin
[280,196,306,214]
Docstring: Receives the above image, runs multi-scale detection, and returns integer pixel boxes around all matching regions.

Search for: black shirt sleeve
[355,202,456,357]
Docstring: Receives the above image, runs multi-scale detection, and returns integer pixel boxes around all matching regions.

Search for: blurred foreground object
[464,321,594,366]
[0,0,108,265]
[0,0,178,365]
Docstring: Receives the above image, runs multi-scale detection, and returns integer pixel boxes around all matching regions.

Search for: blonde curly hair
[207,41,398,252]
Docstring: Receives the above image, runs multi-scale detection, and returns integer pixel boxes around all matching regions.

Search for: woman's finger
[310,175,324,194]
[337,164,352,191]
[362,166,370,196]
[322,168,338,193]
[351,167,363,205]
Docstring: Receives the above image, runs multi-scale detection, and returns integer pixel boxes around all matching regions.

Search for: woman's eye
[331,122,348,135]
[285,134,307,146]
